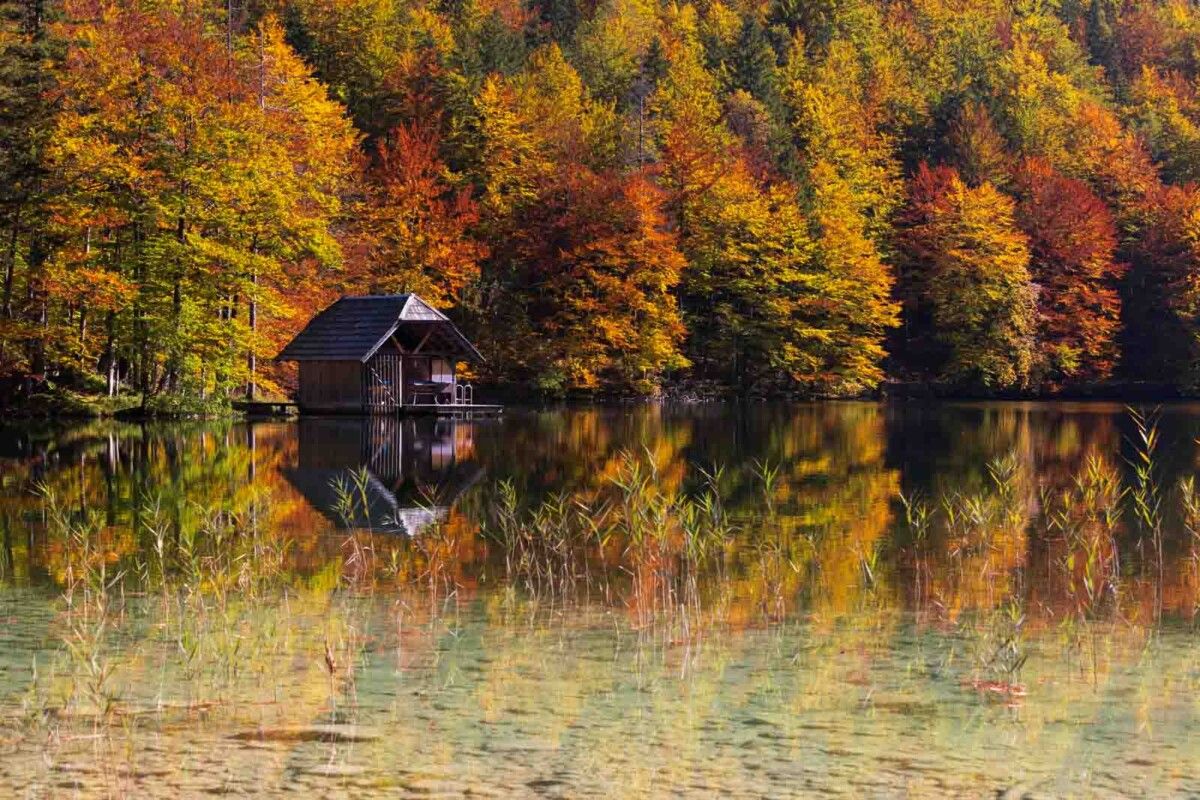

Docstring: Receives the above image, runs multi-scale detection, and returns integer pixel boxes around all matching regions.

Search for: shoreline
[3,384,1199,422]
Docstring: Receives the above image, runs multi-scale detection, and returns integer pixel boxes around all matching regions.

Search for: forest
[2,0,1200,408]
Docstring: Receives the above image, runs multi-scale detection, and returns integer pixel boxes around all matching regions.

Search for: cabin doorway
[403,356,456,405]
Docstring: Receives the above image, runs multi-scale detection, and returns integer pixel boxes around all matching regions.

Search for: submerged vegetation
[10,0,1200,406]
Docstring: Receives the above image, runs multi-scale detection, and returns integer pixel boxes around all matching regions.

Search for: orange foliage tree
[354,122,486,309]
[486,168,687,394]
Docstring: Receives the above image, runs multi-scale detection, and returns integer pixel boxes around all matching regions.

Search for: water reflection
[283,417,484,535]
[5,403,1200,609]
[2,403,1200,797]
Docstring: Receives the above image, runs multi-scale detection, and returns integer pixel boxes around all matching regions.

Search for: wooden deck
[403,403,504,416]
[232,399,502,417]
[233,399,299,417]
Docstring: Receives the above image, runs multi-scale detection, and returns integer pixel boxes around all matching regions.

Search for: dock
[233,399,299,417]
[403,403,504,416]
[233,399,502,417]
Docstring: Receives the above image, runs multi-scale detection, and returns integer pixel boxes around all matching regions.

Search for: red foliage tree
[1013,158,1125,385]
[486,167,687,393]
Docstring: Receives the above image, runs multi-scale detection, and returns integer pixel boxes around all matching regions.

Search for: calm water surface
[1,402,1199,797]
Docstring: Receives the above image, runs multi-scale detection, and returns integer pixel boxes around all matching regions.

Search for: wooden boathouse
[276,294,500,415]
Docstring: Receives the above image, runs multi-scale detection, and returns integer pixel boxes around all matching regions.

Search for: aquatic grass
[899,490,933,607]
[1046,454,1125,619]
[0,512,13,582]
[858,539,883,591]
[27,481,305,731]
[1127,407,1165,617]
[490,480,604,602]
[34,485,127,725]
[331,466,383,589]
[963,598,1028,701]
[479,451,740,631]
[1179,474,1200,619]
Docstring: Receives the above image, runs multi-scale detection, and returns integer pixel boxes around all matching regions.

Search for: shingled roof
[276,294,483,363]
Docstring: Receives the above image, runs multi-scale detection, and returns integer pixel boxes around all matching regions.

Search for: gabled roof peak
[276,293,482,363]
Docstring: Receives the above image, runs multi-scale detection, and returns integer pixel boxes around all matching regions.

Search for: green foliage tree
[0,0,63,379]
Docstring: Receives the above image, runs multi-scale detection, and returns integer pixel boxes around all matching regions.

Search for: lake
[1,402,1199,797]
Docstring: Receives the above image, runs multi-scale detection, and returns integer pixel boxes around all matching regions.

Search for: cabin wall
[297,360,363,412]
[291,357,465,413]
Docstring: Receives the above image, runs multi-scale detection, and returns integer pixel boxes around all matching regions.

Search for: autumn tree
[1013,158,1123,385]
[677,165,822,391]
[465,44,680,393]
[470,45,619,217]
[655,14,897,394]
[283,0,459,140]
[356,122,485,308]
[487,169,687,394]
[574,0,660,105]
[898,163,1037,390]
[1127,66,1200,187]
[1123,184,1200,388]
[803,160,899,394]
[787,38,903,242]
[946,102,1011,188]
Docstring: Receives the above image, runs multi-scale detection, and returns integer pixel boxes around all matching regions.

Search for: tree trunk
[27,234,46,381]
[78,306,87,369]
[3,211,19,318]
[104,311,117,397]
[247,234,259,400]
[247,269,257,400]
[167,213,185,392]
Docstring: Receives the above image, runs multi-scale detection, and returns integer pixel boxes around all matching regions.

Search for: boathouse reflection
[284,416,484,534]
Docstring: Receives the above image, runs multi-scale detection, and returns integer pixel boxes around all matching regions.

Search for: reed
[1046,454,1125,618]
[1127,407,1165,614]
[479,451,739,630]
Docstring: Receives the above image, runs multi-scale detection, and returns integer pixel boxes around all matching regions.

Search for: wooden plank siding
[298,360,363,412]
[296,355,480,414]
